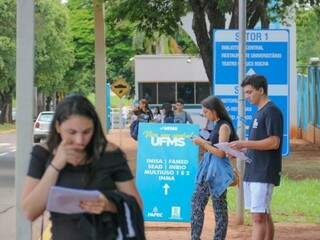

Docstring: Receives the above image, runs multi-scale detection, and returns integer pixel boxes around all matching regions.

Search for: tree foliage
[66,0,197,97]
[296,7,320,69]
[0,0,74,122]
[0,0,15,92]
[35,0,74,96]
[112,0,271,87]
[0,0,15,123]
[111,0,188,37]
[66,0,138,95]
[112,0,320,89]
[65,0,95,95]
[105,7,138,93]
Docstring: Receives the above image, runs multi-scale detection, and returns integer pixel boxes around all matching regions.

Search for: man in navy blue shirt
[229,75,283,240]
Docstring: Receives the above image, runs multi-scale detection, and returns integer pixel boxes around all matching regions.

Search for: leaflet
[46,186,100,214]
[214,142,252,163]
[199,129,210,140]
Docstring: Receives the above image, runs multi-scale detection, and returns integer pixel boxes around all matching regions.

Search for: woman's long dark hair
[161,103,174,118]
[201,96,238,141]
[47,94,107,163]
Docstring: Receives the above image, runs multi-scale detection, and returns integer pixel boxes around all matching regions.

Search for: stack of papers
[214,142,252,163]
[47,186,101,214]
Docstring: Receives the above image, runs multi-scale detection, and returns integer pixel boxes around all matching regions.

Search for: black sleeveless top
[209,119,237,145]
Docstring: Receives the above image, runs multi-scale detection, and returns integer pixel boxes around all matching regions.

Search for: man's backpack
[130,120,139,140]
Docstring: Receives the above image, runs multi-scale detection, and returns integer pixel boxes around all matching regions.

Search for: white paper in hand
[47,186,100,214]
[199,129,210,140]
[214,142,252,163]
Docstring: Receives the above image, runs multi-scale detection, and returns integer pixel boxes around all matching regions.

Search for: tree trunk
[0,92,13,124]
[205,0,225,34]
[229,0,239,29]
[247,0,270,29]
[189,0,270,93]
[189,0,213,92]
[229,0,270,29]
[260,0,270,29]
[189,0,228,93]
[45,96,52,111]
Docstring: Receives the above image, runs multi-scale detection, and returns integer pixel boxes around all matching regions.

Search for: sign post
[236,0,246,224]
[111,78,130,98]
[213,29,290,156]
[105,82,111,131]
[110,78,130,145]
[136,123,199,222]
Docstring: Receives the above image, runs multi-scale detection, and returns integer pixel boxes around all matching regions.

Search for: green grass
[0,123,16,132]
[227,177,320,224]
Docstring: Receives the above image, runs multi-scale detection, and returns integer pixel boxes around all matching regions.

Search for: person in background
[229,75,283,240]
[191,96,238,240]
[21,94,144,240]
[161,103,175,123]
[153,106,162,123]
[132,98,153,123]
[174,99,193,123]
[120,106,129,128]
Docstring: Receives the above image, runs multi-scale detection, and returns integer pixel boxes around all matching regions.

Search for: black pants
[191,181,228,240]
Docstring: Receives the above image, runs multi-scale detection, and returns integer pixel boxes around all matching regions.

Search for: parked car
[33,111,54,143]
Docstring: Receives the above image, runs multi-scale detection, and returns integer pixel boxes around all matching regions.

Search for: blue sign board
[213,30,289,155]
[136,123,199,222]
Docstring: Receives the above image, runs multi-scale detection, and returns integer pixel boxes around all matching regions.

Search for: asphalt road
[0,131,16,240]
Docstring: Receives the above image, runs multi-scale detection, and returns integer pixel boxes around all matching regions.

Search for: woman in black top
[161,103,174,123]
[190,96,237,240]
[21,94,143,240]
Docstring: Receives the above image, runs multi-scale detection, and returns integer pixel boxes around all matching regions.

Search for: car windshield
[39,113,54,122]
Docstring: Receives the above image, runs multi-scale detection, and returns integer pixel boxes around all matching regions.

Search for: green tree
[296,7,320,71]
[175,29,199,55]
[113,0,320,90]
[0,0,74,122]
[67,0,138,96]
[106,6,198,95]
[65,0,95,95]
[66,0,199,97]
[35,0,74,107]
[0,0,16,123]
[132,30,197,55]
[105,12,137,93]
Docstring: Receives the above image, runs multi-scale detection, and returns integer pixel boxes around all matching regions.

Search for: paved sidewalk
[0,188,15,240]
[106,129,320,240]
[4,129,320,239]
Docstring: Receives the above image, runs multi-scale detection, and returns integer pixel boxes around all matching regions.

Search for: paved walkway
[106,129,320,240]
[2,129,320,239]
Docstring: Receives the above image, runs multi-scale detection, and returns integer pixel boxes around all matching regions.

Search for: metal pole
[105,82,111,133]
[236,0,246,225]
[94,0,107,132]
[119,98,123,148]
[16,0,34,239]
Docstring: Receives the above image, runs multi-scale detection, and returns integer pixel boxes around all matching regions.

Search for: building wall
[135,55,208,83]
